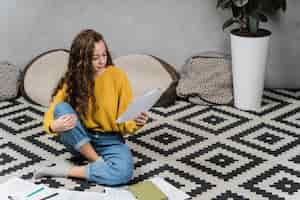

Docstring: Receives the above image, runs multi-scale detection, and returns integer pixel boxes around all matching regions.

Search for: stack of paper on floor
[0,177,189,200]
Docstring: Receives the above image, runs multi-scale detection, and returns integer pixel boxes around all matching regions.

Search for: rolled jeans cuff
[86,163,91,180]
[74,138,90,152]
[85,158,103,180]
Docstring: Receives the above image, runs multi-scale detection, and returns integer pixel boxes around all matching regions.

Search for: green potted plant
[217,0,286,111]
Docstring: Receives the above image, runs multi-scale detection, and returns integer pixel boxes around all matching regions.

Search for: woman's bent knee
[54,102,75,118]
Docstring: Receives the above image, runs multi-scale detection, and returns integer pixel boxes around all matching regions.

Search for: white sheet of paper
[0,177,49,200]
[101,187,137,200]
[150,177,191,200]
[116,88,163,123]
[55,188,135,200]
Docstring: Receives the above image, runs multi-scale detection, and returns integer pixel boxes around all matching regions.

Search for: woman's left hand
[134,112,148,126]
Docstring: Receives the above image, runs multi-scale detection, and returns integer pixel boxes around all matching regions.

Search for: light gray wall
[0,0,299,88]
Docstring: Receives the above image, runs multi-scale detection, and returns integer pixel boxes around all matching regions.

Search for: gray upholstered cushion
[0,61,20,101]
[176,52,233,105]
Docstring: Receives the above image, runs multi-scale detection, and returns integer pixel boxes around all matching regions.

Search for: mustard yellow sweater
[43,66,140,135]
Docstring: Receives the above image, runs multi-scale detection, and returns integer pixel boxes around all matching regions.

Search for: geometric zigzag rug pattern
[0,89,299,199]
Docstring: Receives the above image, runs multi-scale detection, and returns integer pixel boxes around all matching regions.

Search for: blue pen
[26,187,45,198]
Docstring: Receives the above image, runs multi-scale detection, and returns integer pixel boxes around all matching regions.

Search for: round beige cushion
[114,54,179,106]
[21,49,69,107]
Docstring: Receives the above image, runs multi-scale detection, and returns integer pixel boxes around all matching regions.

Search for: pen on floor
[8,195,21,200]
[39,192,59,200]
[26,186,45,198]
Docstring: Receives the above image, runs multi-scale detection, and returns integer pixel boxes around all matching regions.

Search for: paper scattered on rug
[0,176,189,200]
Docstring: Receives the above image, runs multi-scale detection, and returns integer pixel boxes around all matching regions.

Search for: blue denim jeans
[54,102,134,186]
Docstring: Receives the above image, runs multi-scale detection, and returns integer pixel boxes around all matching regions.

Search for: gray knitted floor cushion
[21,49,69,107]
[114,54,179,107]
[0,61,20,101]
[176,52,233,105]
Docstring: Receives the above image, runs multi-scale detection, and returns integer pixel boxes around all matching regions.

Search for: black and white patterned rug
[0,89,300,199]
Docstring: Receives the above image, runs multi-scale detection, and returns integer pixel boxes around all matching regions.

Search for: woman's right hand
[50,114,77,133]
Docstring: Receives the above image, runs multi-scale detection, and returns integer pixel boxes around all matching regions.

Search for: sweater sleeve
[43,86,66,134]
[117,70,143,134]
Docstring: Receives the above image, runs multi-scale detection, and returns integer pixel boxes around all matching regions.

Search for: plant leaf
[246,0,258,14]
[261,0,287,13]
[221,0,232,9]
[273,0,287,11]
[216,0,225,8]
[216,0,231,9]
[232,0,248,7]
[222,18,238,30]
[232,5,241,17]
[249,13,259,34]
[282,0,287,11]
[257,12,268,22]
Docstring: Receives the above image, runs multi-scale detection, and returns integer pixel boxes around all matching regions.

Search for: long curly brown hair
[52,29,113,119]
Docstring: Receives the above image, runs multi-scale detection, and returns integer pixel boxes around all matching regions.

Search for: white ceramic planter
[230,30,271,111]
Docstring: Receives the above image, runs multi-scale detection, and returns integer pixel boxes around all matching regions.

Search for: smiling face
[92,40,108,75]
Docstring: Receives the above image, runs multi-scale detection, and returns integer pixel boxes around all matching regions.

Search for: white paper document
[150,177,191,200]
[116,88,163,123]
[0,177,50,200]
[55,187,136,200]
